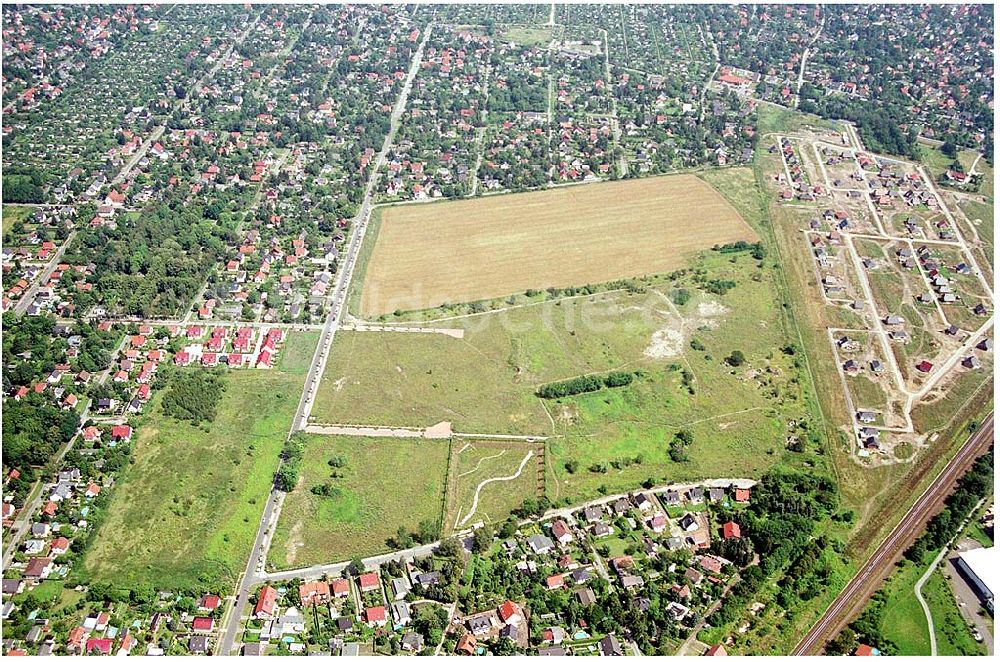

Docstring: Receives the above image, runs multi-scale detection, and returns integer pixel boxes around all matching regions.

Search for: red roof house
[192,617,214,633]
[358,572,380,592]
[365,605,387,626]
[255,585,278,619]
[86,639,113,655]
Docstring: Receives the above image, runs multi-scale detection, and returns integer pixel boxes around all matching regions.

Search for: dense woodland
[161,369,225,425]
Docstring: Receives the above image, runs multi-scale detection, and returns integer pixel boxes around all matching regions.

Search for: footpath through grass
[876,548,987,656]
[81,332,316,592]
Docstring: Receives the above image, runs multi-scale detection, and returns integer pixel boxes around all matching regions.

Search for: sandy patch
[697,300,730,318]
[644,326,685,359]
[644,295,730,360]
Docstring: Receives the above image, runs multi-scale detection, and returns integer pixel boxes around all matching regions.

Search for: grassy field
[879,552,935,655]
[81,332,315,591]
[500,26,553,46]
[268,435,449,569]
[360,174,757,317]
[318,252,811,507]
[276,330,320,376]
[922,566,988,655]
[917,143,957,180]
[2,204,33,239]
[445,442,540,531]
[877,549,988,656]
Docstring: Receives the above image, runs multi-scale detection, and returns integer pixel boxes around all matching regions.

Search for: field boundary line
[370,287,631,326]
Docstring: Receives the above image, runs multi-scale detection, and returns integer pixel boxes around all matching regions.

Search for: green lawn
[877,549,988,656]
[2,204,33,239]
[81,334,314,591]
[879,553,935,655]
[13,579,65,605]
[277,330,320,376]
[755,103,841,137]
[500,26,553,47]
[445,443,539,532]
[922,566,988,655]
[917,144,957,180]
[959,199,994,266]
[268,435,449,569]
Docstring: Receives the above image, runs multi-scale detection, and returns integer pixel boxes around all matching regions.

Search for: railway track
[792,411,994,654]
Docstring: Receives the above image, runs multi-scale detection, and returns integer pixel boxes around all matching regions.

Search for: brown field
[360,175,757,317]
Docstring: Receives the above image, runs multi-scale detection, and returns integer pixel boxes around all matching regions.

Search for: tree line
[536,370,640,399]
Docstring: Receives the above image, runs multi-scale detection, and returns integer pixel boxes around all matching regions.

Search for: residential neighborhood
[1,2,993,658]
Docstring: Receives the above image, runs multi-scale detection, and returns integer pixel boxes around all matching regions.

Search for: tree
[472,524,493,553]
[348,557,366,576]
[726,350,746,367]
[438,537,463,558]
[394,526,414,549]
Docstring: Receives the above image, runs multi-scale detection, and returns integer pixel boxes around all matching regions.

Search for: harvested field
[360,174,757,317]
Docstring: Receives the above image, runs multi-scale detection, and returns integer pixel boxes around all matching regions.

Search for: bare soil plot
[360,174,757,317]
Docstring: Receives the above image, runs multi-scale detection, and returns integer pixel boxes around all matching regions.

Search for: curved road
[792,411,994,655]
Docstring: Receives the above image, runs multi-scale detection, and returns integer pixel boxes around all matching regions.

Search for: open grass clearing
[359,174,757,317]
[319,247,813,504]
[2,204,34,238]
[276,330,320,376]
[923,565,989,656]
[499,26,553,46]
[875,552,934,655]
[268,435,449,569]
[445,441,540,531]
[877,548,988,656]
[81,332,316,591]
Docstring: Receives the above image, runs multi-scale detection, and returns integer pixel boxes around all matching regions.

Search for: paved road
[95,317,324,331]
[263,538,447,584]
[791,411,994,654]
[214,22,433,655]
[2,334,129,570]
[11,231,76,316]
[914,546,948,656]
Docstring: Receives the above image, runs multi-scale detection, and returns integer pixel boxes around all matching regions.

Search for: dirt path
[303,421,453,439]
[457,450,535,527]
[343,323,464,339]
[457,449,507,478]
